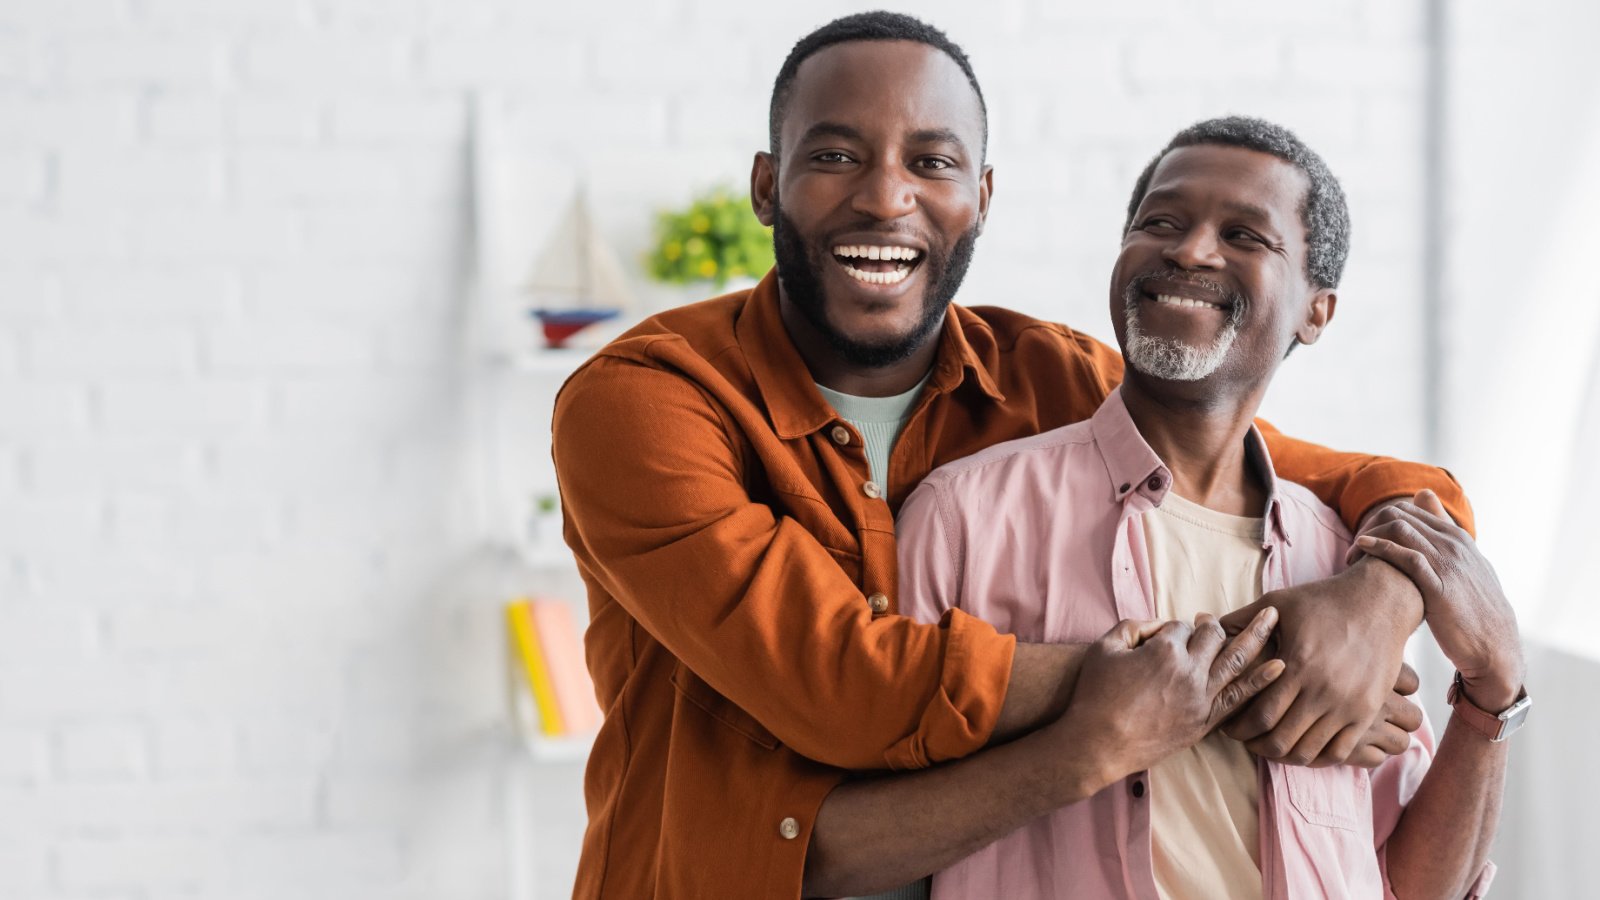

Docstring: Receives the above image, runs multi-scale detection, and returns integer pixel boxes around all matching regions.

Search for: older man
[553,13,1475,899]
[876,117,1524,899]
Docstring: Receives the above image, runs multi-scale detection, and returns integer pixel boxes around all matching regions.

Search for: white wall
[1442,2,1600,895]
[0,1,1444,897]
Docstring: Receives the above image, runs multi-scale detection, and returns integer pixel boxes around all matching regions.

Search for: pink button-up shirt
[898,388,1492,899]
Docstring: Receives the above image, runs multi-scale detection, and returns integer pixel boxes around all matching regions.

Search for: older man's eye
[1140,217,1178,231]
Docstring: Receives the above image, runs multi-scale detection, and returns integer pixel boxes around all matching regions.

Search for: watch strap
[1447,671,1530,742]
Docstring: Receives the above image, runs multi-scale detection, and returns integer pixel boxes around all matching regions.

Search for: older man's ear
[1295,290,1337,347]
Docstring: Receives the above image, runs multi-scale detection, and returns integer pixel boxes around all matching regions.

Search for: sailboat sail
[523,189,634,313]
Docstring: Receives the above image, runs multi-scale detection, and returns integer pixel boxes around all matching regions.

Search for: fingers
[1393,661,1420,696]
[1352,535,1436,590]
[1221,675,1298,743]
[1345,722,1412,768]
[1187,612,1228,656]
[1280,714,1347,768]
[1208,607,1278,688]
[1103,618,1169,649]
[1242,694,1322,761]
[1209,658,1286,727]
[1382,691,1424,734]
[1365,501,1461,546]
[1217,597,1268,636]
[1413,489,1450,519]
[1357,514,1438,552]
[1309,723,1366,768]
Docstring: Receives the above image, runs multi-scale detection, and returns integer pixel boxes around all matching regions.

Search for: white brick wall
[0,2,1441,897]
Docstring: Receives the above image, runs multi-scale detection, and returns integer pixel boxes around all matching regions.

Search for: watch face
[1495,695,1532,741]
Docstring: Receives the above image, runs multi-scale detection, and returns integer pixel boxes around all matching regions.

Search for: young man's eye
[814,151,853,164]
[1140,218,1178,231]
[916,157,953,170]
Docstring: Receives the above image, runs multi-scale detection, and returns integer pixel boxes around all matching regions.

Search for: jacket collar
[736,269,1005,440]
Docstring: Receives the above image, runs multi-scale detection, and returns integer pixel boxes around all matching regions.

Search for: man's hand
[1355,490,1525,711]
[1325,662,1423,768]
[1058,609,1283,783]
[1219,557,1423,767]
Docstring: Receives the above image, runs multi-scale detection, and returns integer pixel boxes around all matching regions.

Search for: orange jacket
[551,271,1470,899]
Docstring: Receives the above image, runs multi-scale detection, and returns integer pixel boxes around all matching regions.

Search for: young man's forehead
[780,40,984,148]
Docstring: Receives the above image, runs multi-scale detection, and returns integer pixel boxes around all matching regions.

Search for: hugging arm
[803,614,1282,897]
[554,359,1017,770]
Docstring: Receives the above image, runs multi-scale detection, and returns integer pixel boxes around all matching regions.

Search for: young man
[553,13,1474,898]
[887,118,1523,899]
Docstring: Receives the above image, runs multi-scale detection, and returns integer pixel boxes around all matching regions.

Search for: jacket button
[863,481,882,500]
[1131,779,1146,799]
[1119,482,1131,494]
[779,816,800,840]
[868,592,889,614]
[830,425,851,445]
[1146,475,1164,491]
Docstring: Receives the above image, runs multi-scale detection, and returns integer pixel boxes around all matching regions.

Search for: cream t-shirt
[1142,491,1268,900]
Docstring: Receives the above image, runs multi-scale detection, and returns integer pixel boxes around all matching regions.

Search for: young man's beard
[1121,271,1247,382]
[771,205,978,369]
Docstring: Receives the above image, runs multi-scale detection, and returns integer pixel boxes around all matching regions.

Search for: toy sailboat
[524,187,632,348]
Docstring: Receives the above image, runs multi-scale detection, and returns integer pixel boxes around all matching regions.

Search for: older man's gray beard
[1121,280,1245,382]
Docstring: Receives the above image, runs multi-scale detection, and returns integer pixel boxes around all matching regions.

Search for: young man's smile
[830,240,925,288]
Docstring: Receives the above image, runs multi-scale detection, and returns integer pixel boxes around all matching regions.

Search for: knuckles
[1281,748,1316,767]
[1229,705,1279,740]
[1253,734,1296,760]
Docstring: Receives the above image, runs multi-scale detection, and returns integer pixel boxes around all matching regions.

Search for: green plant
[646,187,774,288]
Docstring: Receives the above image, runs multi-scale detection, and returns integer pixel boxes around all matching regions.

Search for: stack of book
[506,597,601,738]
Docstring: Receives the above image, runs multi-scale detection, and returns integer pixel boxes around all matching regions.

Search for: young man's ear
[975,164,994,236]
[750,152,777,227]
[1295,289,1337,346]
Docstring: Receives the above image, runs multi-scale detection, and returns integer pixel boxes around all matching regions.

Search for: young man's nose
[849,162,918,221]
[1162,227,1224,270]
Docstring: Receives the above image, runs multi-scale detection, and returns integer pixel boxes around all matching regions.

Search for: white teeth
[1154,293,1222,310]
[832,244,922,261]
[841,262,912,285]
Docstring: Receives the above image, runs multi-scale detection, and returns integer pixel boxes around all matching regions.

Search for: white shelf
[497,347,598,376]
[521,731,595,763]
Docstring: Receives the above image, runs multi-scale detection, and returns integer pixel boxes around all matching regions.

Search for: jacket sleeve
[1061,324,1476,537]
[1257,422,1476,537]
[553,355,1014,772]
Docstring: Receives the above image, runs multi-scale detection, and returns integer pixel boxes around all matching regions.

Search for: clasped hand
[1355,490,1525,712]
[1058,609,1283,785]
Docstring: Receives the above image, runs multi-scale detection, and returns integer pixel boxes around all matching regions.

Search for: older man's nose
[850,163,918,220]
[1163,228,1224,269]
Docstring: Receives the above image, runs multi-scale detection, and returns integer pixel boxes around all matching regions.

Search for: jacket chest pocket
[671,664,780,750]
[1282,764,1370,832]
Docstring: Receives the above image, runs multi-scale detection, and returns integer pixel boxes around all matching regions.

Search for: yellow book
[507,598,564,736]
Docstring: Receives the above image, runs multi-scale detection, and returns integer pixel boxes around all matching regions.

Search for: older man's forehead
[1145,145,1309,227]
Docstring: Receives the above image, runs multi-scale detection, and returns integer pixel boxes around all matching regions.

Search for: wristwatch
[1447,671,1531,742]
